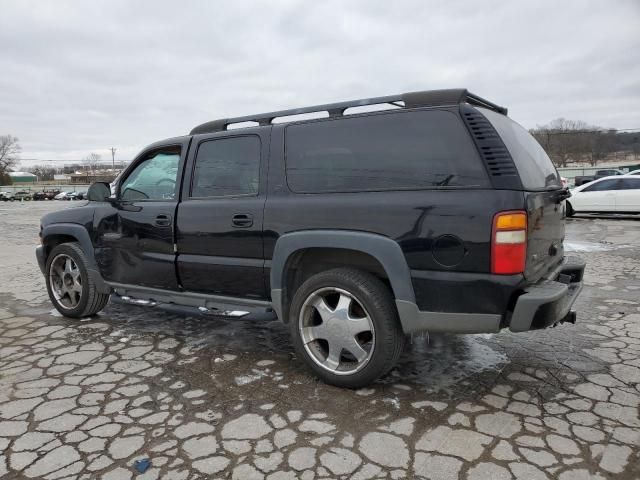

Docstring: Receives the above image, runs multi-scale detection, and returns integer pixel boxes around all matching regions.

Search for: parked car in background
[54,191,69,200]
[13,190,33,201]
[567,175,640,215]
[75,191,88,200]
[0,191,15,201]
[36,88,584,388]
[33,189,62,201]
[574,168,625,187]
[628,169,640,175]
[66,192,79,200]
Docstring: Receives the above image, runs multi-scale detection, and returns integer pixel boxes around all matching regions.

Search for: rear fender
[270,230,416,329]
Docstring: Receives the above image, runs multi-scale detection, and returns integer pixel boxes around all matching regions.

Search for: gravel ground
[0,201,639,480]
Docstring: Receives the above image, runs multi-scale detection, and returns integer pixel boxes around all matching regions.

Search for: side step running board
[109,282,272,318]
[114,293,251,318]
[197,306,249,318]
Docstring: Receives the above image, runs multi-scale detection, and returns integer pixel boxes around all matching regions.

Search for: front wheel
[566,201,575,217]
[289,268,404,388]
[45,242,110,318]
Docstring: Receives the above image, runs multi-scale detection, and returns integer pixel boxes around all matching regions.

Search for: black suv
[36,89,585,387]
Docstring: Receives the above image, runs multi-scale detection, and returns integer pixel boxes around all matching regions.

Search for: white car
[54,191,69,200]
[567,175,640,216]
[628,169,640,175]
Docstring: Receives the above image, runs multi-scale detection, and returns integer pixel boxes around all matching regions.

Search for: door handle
[232,213,253,228]
[155,214,172,227]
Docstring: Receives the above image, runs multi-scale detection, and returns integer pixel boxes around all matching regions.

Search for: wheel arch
[41,224,110,294]
[270,230,415,326]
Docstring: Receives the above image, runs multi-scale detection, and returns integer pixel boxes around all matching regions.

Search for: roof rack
[190,88,508,135]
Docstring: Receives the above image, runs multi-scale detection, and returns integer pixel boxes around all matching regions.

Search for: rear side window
[582,179,620,192]
[285,110,489,193]
[479,108,562,191]
[191,136,260,197]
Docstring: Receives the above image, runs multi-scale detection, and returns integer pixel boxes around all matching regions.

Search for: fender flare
[270,230,416,325]
[41,223,110,294]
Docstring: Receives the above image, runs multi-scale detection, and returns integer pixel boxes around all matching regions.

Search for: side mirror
[87,182,112,202]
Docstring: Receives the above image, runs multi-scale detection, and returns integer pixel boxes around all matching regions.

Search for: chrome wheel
[48,254,83,310]
[299,287,375,375]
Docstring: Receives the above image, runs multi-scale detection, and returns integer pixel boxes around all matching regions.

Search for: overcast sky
[1,0,639,166]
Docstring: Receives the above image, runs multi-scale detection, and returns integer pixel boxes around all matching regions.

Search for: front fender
[41,223,110,294]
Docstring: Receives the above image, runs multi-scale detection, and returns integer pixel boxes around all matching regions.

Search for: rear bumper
[395,255,585,334]
[508,256,585,332]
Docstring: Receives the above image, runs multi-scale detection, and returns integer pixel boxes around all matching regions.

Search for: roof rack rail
[190,88,507,135]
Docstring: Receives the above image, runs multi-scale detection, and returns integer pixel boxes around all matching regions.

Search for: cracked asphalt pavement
[1,201,639,480]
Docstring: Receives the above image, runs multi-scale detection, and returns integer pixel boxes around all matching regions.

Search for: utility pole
[110,147,116,170]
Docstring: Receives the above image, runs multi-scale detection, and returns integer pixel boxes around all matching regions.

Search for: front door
[94,142,187,290]
[575,179,618,212]
[176,129,269,299]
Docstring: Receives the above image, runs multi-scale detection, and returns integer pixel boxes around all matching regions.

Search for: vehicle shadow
[94,300,514,396]
[568,214,640,221]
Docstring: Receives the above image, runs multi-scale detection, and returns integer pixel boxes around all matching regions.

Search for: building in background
[8,171,38,183]
[69,171,118,184]
[53,174,71,182]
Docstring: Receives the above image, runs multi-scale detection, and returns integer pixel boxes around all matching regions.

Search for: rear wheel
[46,242,110,318]
[289,268,404,388]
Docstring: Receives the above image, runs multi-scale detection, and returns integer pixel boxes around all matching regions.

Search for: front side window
[120,147,181,201]
[582,179,620,192]
[285,110,489,193]
[191,136,261,197]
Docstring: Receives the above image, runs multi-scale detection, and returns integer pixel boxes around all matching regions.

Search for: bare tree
[83,152,101,172]
[0,135,21,181]
[531,119,596,167]
[29,165,56,182]
[585,129,617,166]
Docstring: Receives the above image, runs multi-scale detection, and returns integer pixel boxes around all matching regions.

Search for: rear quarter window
[479,108,561,191]
[285,109,490,193]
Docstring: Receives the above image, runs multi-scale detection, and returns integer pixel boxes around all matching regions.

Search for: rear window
[285,109,490,193]
[479,108,562,191]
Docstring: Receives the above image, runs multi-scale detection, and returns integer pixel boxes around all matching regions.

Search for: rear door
[616,177,640,212]
[478,108,565,281]
[175,128,269,299]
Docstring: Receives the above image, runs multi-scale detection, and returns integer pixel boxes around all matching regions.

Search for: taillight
[492,211,527,275]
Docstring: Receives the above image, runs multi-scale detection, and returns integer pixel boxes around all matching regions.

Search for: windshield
[479,108,562,191]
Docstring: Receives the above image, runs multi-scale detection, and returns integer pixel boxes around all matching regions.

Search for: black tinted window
[479,108,561,191]
[191,136,260,197]
[583,179,620,192]
[120,148,180,201]
[285,110,489,193]
[620,178,640,190]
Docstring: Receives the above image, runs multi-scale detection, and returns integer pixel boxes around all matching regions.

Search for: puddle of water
[386,334,509,394]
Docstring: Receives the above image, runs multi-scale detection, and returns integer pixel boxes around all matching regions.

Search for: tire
[45,242,110,318]
[566,201,574,217]
[289,268,404,388]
